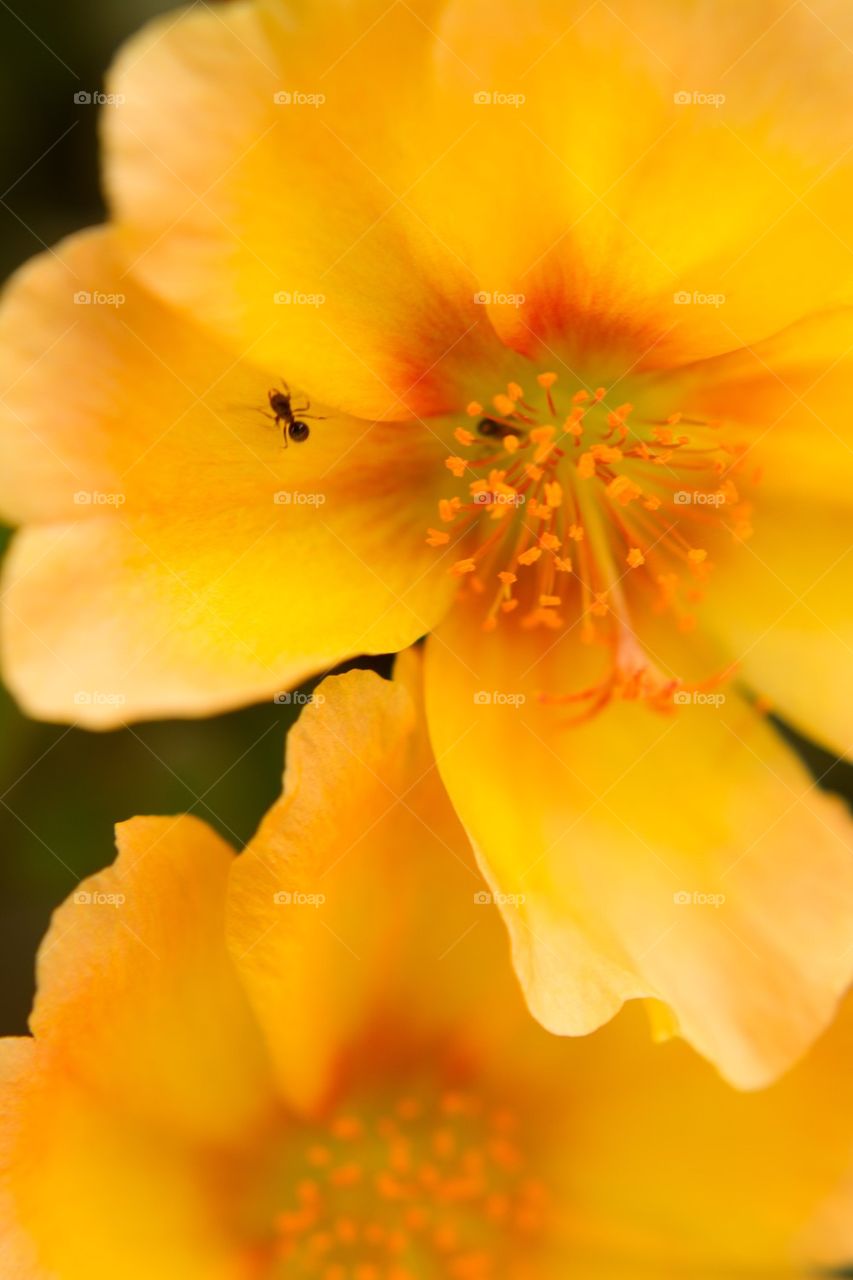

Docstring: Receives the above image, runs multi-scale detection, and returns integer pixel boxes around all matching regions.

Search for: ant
[266,382,324,445]
[477,417,524,441]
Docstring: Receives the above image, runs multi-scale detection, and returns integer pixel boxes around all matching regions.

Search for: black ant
[267,382,324,445]
[477,417,524,441]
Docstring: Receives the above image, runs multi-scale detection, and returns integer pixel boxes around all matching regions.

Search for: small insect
[267,382,324,445]
[477,417,524,441]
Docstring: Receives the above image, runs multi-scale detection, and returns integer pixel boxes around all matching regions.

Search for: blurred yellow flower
[1,0,852,1087]
[1,665,852,1279]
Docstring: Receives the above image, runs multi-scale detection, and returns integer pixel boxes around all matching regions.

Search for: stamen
[426,372,754,717]
[271,1088,549,1276]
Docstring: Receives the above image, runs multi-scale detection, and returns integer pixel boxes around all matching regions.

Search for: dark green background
[0,0,849,1043]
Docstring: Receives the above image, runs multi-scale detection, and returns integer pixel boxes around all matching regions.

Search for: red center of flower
[427,372,757,720]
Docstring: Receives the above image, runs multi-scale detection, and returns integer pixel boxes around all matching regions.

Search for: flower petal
[681,309,853,758]
[545,997,853,1270]
[0,1040,242,1280]
[28,815,273,1142]
[103,2,505,419]
[227,658,488,1114]
[423,615,853,1088]
[0,231,453,725]
[98,0,853,406]
[423,0,853,365]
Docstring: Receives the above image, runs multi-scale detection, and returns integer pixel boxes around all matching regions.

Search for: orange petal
[29,815,273,1141]
[227,656,484,1114]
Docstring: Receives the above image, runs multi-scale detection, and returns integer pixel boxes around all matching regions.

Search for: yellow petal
[544,997,853,1270]
[228,656,485,1114]
[419,0,853,363]
[103,3,504,419]
[0,1040,242,1280]
[682,309,853,758]
[29,815,273,1142]
[0,231,453,725]
[423,615,853,1088]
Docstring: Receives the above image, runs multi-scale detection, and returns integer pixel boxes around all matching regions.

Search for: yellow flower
[2,665,852,1279]
[1,0,852,1086]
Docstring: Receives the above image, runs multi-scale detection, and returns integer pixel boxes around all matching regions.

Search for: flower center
[264,1086,549,1278]
[428,371,756,719]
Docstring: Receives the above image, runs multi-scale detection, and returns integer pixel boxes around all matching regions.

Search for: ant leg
[291,407,326,421]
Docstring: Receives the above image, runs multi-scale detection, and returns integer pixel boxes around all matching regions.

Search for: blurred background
[0,0,850,1040]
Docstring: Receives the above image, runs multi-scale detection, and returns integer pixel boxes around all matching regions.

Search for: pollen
[426,369,753,718]
[270,1087,549,1277]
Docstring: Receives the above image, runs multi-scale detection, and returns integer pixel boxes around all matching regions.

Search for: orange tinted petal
[228,657,484,1114]
[30,815,272,1142]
